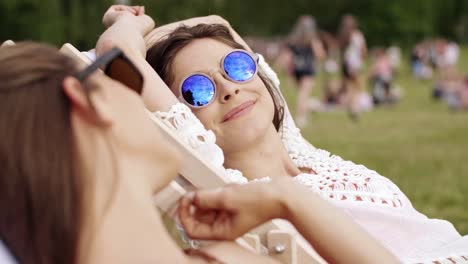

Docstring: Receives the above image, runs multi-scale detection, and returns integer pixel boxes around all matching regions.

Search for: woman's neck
[224,126,301,181]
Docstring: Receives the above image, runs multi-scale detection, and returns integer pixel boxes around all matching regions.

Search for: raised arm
[95,5,178,112]
[144,15,252,52]
[178,178,399,264]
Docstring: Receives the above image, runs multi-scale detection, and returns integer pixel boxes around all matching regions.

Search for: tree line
[1,0,468,50]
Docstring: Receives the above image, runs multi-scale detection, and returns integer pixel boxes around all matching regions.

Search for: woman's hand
[103,5,144,28]
[177,181,289,240]
[102,5,154,36]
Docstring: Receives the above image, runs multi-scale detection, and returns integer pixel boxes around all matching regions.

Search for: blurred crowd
[247,14,467,127]
[412,39,468,110]
[247,14,401,126]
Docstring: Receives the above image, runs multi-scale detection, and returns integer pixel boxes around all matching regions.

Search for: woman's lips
[222,100,256,122]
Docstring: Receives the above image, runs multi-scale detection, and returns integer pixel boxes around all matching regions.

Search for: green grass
[279,50,468,235]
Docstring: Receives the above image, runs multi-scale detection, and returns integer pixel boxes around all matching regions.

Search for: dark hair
[0,42,86,264]
[147,23,284,130]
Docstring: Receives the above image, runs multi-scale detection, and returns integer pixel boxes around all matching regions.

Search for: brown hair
[0,42,85,264]
[147,24,284,130]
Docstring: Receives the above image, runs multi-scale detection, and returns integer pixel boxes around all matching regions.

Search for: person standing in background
[287,15,324,127]
[338,14,371,119]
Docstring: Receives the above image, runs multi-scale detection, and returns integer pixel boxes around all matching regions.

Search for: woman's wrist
[114,15,155,36]
[269,177,324,222]
[98,17,153,58]
[267,178,302,220]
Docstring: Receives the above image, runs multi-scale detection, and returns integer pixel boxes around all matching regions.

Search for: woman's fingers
[116,5,144,16]
[178,192,238,240]
[177,183,286,241]
[102,5,139,28]
[192,188,229,210]
[178,193,194,222]
[113,5,137,14]
[194,208,218,224]
[178,195,216,239]
[136,6,145,16]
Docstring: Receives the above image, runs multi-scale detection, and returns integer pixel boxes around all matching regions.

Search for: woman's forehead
[173,38,235,73]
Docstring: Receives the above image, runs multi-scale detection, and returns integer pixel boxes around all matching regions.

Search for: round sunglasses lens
[223,51,256,82]
[181,74,215,107]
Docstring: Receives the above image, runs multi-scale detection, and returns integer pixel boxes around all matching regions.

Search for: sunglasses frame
[178,49,259,109]
[74,47,144,94]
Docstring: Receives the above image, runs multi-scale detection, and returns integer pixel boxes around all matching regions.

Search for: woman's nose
[211,71,240,103]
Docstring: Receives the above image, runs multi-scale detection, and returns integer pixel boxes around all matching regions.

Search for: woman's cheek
[193,108,216,130]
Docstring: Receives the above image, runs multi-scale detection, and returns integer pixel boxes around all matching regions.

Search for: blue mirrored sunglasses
[179,49,258,108]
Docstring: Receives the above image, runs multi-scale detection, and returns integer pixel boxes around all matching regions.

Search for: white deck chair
[60,43,326,264]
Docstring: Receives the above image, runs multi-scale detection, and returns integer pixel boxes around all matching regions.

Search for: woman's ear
[62,76,113,127]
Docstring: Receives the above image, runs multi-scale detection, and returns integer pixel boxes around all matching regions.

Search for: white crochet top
[152,55,468,264]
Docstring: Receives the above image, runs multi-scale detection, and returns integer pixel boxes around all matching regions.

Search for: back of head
[0,42,84,264]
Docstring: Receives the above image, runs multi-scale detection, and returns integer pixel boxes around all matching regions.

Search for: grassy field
[279,49,468,235]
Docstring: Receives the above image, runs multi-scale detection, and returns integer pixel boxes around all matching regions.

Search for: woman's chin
[220,122,271,153]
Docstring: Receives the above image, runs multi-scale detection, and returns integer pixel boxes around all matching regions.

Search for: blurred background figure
[430,38,462,108]
[321,31,342,110]
[338,14,372,119]
[439,39,460,70]
[410,42,433,79]
[286,15,325,127]
[458,77,468,110]
[369,48,401,105]
[432,67,467,110]
[387,46,401,73]
[429,38,459,71]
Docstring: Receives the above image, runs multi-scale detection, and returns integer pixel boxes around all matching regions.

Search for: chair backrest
[60,43,325,264]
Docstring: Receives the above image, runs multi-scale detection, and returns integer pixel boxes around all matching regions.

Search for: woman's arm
[144,15,252,52]
[95,6,178,112]
[178,178,399,264]
[274,179,397,264]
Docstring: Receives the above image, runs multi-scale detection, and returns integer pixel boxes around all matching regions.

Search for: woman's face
[170,38,275,153]
[87,71,181,191]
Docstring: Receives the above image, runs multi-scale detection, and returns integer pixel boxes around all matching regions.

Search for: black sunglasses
[74,47,144,94]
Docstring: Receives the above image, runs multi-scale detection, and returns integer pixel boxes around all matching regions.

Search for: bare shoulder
[200,241,281,264]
